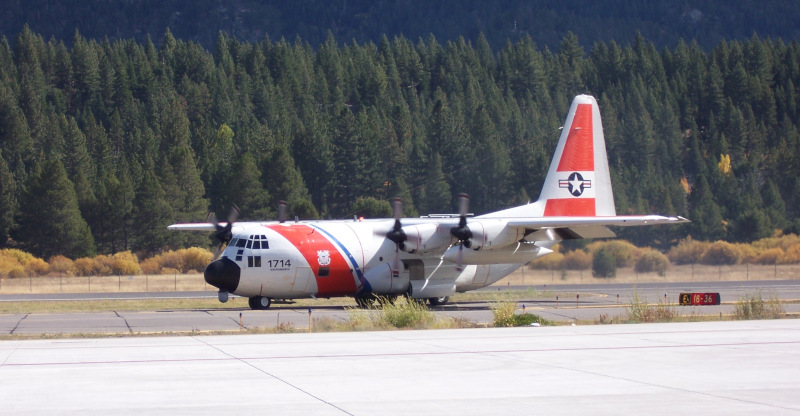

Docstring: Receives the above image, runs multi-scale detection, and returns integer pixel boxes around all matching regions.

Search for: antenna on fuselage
[278,200,287,223]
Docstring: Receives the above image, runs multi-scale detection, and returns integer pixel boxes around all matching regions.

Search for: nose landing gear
[248,296,271,310]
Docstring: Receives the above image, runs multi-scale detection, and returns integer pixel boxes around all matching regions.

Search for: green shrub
[491,300,550,326]
[491,300,518,327]
[592,247,616,278]
[634,249,669,276]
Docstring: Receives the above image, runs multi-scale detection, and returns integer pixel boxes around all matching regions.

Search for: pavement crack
[192,336,354,415]
[9,313,29,335]
[114,311,134,334]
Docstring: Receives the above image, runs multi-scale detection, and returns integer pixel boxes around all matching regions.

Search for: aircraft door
[292,267,313,293]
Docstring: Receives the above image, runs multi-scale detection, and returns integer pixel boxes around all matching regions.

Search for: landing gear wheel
[428,296,449,306]
[248,296,271,310]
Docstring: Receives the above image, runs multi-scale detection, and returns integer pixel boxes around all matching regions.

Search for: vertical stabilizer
[480,94,615,219]
[537,94,615,216]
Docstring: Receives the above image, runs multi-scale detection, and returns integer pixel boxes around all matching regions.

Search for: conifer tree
[131,168,175,254]
[16,158,96,258]
[0,153,16,245]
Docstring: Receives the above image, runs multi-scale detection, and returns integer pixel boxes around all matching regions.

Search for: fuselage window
[318,267,330,277]
[247,256,262,267]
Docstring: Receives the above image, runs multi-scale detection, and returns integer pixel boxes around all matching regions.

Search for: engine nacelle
[443,243,551,265]
[401,223,451,253]
[464,220,522,250]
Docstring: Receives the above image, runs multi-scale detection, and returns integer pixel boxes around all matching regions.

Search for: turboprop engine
[458,219,523,250]
[399,223,452,254]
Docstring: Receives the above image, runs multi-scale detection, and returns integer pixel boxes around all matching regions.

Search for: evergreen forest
[1,26,800,259]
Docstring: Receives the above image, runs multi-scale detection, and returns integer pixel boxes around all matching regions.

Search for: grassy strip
[0,289,555,314]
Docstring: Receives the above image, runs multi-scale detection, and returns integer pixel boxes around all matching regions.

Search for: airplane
[169,94,689,310]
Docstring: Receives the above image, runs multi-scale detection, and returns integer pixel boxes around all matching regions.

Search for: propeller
[385,197,407,275]
[278,200,287,223]
[449,193,472,271]
[209,205,240,259]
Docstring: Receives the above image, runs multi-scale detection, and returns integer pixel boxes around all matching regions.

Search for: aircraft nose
[204,257,241,293]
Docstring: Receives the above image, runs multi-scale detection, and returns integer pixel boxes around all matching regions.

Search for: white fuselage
[216,219,552,300]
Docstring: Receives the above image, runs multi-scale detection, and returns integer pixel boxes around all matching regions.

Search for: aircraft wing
[507,215,689,241]
[167,223,219,231]
[507,215,689,228]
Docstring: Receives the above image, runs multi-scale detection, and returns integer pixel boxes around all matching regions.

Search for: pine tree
[0,153,16,245]
[16,158,96,258]
[223,152,272,220]
[131,169,175,255]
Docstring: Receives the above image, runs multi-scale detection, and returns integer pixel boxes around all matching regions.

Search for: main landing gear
[358,294,450,308]
[248,296,271,310]
[428,296,449,306]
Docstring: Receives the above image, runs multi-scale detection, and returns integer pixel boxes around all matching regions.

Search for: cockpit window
[241,234,270,250]
[229,238,239,247]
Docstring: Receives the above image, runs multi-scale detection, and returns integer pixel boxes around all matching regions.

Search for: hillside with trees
[3,0,799,52]
[1,26,800,259]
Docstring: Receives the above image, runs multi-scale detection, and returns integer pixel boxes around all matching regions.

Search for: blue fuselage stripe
[309,224,371,293]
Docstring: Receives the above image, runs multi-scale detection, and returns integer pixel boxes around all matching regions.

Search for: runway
[1,320,799,415]
[1,280,799,335]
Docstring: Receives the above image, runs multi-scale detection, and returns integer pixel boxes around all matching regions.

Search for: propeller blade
[392,197,402,221]
[456,243,464,272]
[278,200,287,223]
[208,205,240,260]
[450,193,470,271]
[392,245,400,276]
[227,204,240,224]
[386,197,406,274]
[458,193,469,218]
